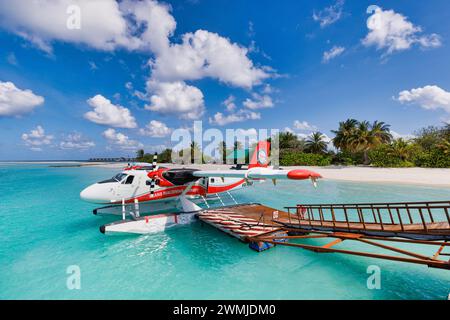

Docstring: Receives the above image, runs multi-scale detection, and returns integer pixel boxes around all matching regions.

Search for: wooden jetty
[197,201,450,270]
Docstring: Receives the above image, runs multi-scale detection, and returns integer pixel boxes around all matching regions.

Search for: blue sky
[0,0,450,160]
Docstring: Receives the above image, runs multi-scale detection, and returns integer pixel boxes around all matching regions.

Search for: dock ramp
[248,201,450,270]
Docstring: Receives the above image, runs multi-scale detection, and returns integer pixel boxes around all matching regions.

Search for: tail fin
[249,140,270,168]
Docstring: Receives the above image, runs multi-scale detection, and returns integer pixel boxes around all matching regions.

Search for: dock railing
[284,200,450,235]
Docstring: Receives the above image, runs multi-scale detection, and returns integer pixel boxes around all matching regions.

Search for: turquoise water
[0,163,449,300]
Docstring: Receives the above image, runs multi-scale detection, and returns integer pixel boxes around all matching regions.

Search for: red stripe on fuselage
[112,179,245,204]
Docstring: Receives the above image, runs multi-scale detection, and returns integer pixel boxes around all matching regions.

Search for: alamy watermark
[66,265,81,290]
[66,5,81,30]
[366,265,381,290]
[169,121,279,165]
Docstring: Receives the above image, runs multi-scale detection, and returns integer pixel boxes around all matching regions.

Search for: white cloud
[396,85,450,113]
[84,94,137,128]
[223,95,237,112]
[0,0,146,54]
[322,46,345,63]
[293,120,318,131]
[209,110,260,126]
[139,120,172,137]
[243,93,274,110]
[102,128,143,150]
[363,6,441,55]
[21,125,53,151]
[145,81,205,120]
[0,0,274,120]
[391,131,416,141]
[150,29,269,88]
[0,81,44,117]
[313,0,345,28]
[60,133,95,150]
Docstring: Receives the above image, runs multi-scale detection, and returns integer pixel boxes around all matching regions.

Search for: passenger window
[124,175,134,184]
[210,178,215,183]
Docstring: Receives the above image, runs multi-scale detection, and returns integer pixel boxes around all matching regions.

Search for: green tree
[347,121,392,164]
[136,149,144,160]
[388,138,411,161]
[217,141,227,164]
[305,132,328,154]
[278,131,304,150]
[332,118,358,152]
[190,141,201,164]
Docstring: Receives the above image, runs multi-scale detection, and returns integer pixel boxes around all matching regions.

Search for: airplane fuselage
[80,166,247,205]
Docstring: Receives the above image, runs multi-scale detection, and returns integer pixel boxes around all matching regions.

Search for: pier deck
[197,203,285,243]
[197,201,450,270]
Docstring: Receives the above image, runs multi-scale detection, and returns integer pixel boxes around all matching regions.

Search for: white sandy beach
[69,162,450,187]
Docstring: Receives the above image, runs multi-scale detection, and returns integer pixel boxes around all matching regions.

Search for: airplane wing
[192,167,322,181]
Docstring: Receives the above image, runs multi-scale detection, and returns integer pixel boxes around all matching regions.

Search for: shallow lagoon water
[0,163,449,299]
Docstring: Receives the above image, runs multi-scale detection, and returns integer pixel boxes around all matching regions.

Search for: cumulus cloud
[243,93,274,110]
[322,46,345,63]
[0,0,146,54]
[84,94,137,128]
[396,85,450,113]
[21,125,53,151]
[313,0,345,28]
[293,120,318,131]
[150,29,269,88]
[60,133,95,150]
[209,109,260,126]
[139,120,172,137]
[0,0,273,119]
[0,81,44,117]
[363,6,441,55]
[102,128,143,150]
[145,81,205,120]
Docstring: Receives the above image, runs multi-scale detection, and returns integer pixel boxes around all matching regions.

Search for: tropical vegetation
[135,121,450,168]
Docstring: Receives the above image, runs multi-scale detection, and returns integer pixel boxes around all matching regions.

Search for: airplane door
[116,175,138,199]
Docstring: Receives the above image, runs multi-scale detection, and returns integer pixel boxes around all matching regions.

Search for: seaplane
[80,141,322,234]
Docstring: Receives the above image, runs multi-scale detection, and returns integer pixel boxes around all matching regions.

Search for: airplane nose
[80,185,96,203]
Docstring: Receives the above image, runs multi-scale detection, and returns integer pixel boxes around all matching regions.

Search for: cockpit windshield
[98,173,128,184]
[113,173,128,182]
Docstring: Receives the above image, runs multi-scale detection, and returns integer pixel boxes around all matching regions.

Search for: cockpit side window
[124,175,134,184]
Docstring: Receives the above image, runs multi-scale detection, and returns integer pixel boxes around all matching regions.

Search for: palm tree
[190,141,201,164]
[136,149,144,160]
[348,121,392,164]
[332,118,358,151]
[305,132,328,154]
[217,141,227,164]
[278,131,304,150]
[389,138,410,161]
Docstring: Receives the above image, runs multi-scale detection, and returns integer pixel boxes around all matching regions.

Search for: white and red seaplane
[80,141,322,234]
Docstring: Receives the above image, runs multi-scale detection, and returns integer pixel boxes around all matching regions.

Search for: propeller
[149,152,158,197]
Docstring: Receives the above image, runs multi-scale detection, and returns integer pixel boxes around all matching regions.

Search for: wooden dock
[197,203,286,244]
[196,201,450,269]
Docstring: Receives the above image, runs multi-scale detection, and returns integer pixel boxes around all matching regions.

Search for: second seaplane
[80,141,322,234]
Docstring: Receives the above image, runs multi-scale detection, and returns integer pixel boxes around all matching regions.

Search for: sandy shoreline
[3,161,450,187]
